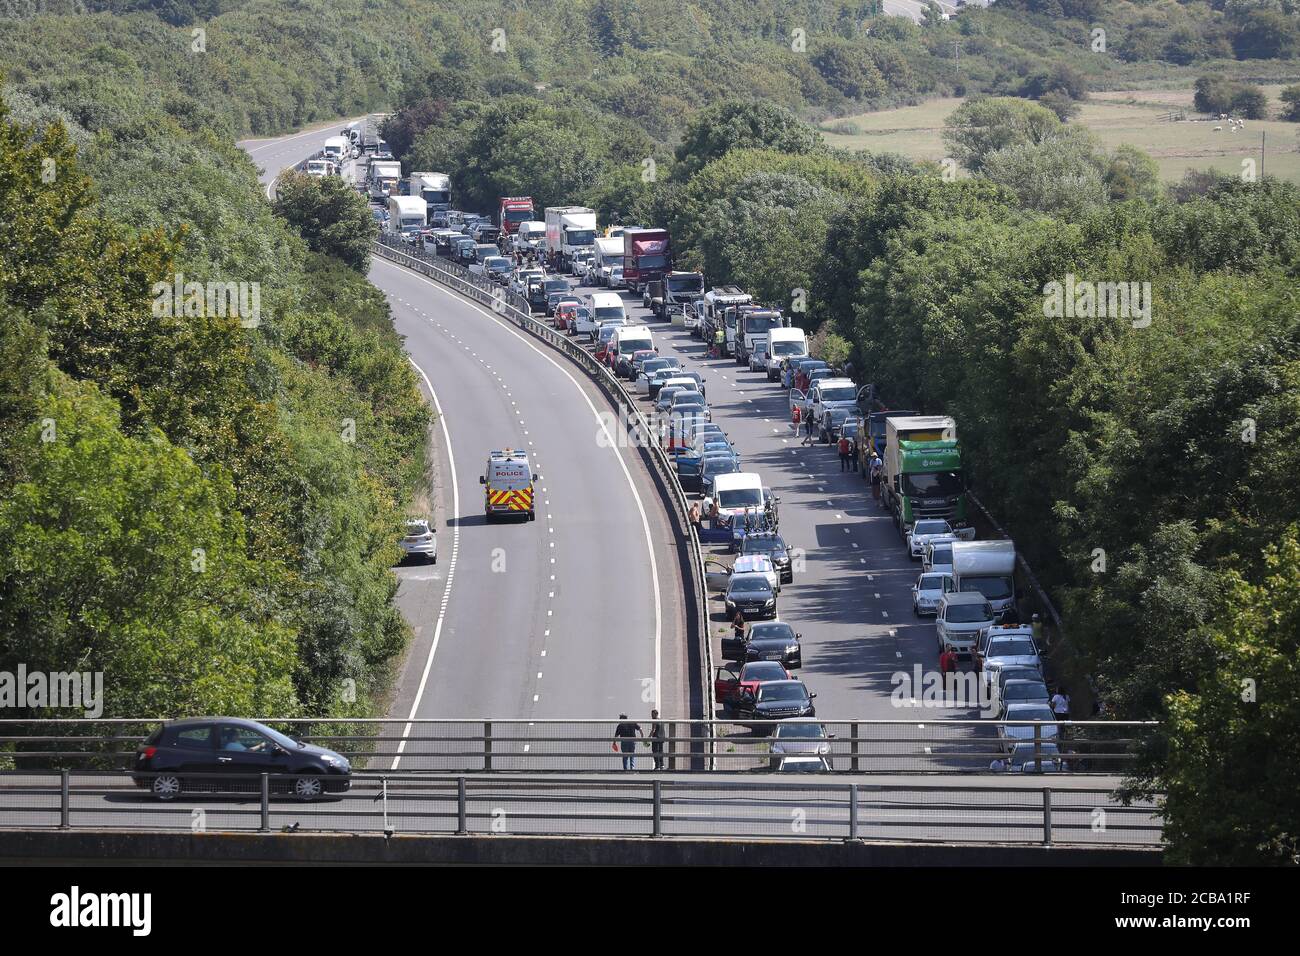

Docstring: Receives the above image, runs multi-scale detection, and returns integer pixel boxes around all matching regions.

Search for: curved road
[238,121,689,768]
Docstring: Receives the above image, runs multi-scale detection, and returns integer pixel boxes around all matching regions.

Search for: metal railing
[371,237,715,759]
[0,718,1152,775]
[0,770,1161,846]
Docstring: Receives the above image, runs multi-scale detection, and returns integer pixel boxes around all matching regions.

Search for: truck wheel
[528,511,536,521]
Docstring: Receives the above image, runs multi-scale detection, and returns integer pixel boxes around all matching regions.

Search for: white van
[589,291,627,328]
[710,472,767,522]
[323,136,349,163]
[610,325,653,371]
[765,327,808,381]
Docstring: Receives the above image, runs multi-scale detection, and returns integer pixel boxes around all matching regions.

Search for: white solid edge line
[390,355,459,770]
[373,256,663,713]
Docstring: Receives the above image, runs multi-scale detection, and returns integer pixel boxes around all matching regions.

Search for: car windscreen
[1007,706,1054,722]
[989,640,1036,657]
[743,663,786,681]
[544,279,568,293]
[1004,682,1048,700]
[914,521,950,535]
[818,385,856,403]
[929,545,953,565]
[946,604,992,623]
[717,488,762,509]
[703,458,738,475]
[759,684,806,702]
[748,623,794,642]
[919,575,946,590]
[960,576,1014,600]
[729,574,772,595]
[776,722,824,738]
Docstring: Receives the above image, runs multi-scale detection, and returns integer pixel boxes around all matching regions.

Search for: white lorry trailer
[949,541,1017,622]
[369,160,402,201]
[544,206,598,273]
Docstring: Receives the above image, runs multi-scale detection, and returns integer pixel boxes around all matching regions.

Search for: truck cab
[883,416,966,533]
[734,307,787,366]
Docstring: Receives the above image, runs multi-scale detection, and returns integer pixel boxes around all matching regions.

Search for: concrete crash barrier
[0,829,1162,867]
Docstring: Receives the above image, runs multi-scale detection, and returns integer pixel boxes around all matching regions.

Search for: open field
[822,88,1300,184]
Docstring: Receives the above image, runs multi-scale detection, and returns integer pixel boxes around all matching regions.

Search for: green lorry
[882,416,968,533]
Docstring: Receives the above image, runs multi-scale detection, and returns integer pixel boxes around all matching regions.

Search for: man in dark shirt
[613,714,641,771]
[648,710,666,771]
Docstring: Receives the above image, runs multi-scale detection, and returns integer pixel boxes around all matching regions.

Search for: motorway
[238,123,689,767]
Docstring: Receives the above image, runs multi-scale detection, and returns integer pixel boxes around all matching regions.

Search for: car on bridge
[133,718,351,801]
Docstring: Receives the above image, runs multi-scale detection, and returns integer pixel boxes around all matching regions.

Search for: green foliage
[1194,76,1269,118]
[672,100,827,182]
[941,96,1064,173]
[273,172,377,272]
[1282,84,1300,122]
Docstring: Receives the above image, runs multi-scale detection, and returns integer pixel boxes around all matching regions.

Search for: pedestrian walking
[649,710,666,770]
[870,456,883,501]
[838,433,852,471]
[939,648,958,698]
[613,714,642,771]
[791,403,801,434]
[1051,689,1070,721]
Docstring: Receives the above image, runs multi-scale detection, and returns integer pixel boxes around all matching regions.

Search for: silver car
[911,572,950,617]
[769,719,833,763]
[399,519,437,564]
[997,703,1058,751]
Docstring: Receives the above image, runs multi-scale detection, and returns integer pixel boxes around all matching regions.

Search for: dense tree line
[0,91,428,721]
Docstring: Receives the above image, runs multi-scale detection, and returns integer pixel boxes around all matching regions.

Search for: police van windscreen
[717,488,762,509]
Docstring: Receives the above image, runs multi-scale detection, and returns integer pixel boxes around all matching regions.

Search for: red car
[554,303,579,331]
[713,660,791,708]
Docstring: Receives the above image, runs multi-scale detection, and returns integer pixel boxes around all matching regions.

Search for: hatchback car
[769,719,832,763]
[995,679,1051,719]
[997,703,1059,751]
[133,718,351,801]
[399,518,437,564]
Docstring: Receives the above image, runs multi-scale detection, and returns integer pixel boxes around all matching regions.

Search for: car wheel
[151,774,182,801]
[293,776,323,801]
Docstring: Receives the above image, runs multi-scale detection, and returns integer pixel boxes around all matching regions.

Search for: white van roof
[589,292,624,308]
[712,472,762,494]
[614,325,652,338]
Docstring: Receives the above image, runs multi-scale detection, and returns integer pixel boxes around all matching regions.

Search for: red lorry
[498,196,535,235]
[622,228,671,294]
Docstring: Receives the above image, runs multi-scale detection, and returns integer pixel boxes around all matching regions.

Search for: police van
[480,449,539,522]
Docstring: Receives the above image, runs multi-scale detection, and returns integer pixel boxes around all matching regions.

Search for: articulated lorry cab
[323,136,349,162]
[409,172,451,215]
[498,196,535,235]
[949,541,1017,621]
[544,206,598,273]
[882,416,967,533]
[386,195,427,237]
[622,228,670,294]
[369,160,402,201]
[702,287,751,355]
[660,271,705,317]
[734,306,788,366]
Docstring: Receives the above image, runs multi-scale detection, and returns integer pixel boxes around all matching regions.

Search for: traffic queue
[376,166,1061,774]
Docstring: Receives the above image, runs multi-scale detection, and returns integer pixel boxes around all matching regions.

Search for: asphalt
[237,123,689,768]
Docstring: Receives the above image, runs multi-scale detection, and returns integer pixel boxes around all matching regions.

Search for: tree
[273,173,376,272]
[1282,85,1300,123]
[1104,145,1161,203]
[812,41,887,100]
[672,100,825,181]
[980,129,1108,219]
[1139,528,1300,865]
[941,97,1064,173]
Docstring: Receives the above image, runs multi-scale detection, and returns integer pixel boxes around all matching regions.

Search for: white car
[935,591,993,657]
[733,553,780,593]
[997,703,1059,752]
[907,519,974,560]
[399,519,437,564]
[923,539,956,575]
[748,348,768,373]
[608,265,625,289]
[769,719,832,761]
[911,571,950,617]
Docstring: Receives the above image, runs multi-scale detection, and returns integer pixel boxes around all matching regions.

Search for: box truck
[882,416,967,532]
[544,206,598,273]
[950,541,1017,621]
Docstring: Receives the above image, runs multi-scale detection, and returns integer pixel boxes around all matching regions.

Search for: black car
[541,278,569,315]
[132,718,351,801]
[723,620,802,668]
[739,679,816,723]
[724,572,777,621]
[740,532,793,584]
